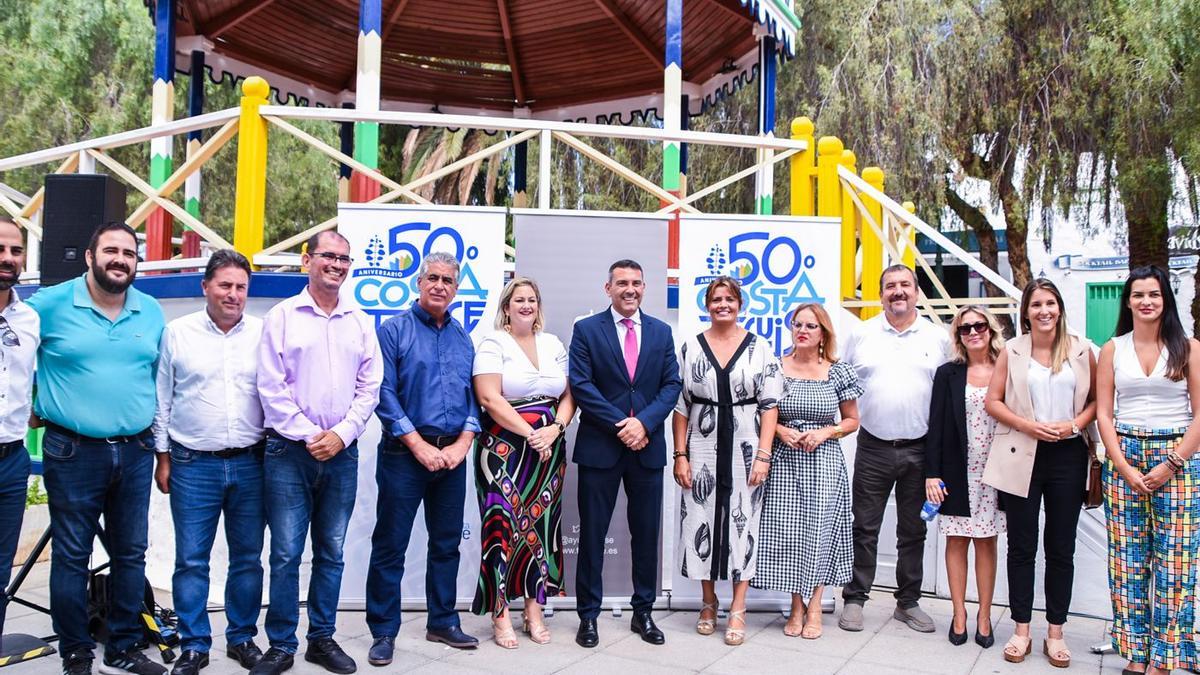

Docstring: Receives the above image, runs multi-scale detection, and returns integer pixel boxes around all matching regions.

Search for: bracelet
[673,451,689,459]
[1167,451,1186,470]
[832,423,845,439]
[753,456,771,465]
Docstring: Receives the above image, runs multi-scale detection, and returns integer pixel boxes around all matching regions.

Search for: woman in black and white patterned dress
[672,276,783,646]
[752,303,861,639]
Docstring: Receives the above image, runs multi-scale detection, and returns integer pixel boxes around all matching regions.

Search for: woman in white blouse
[470,277,576,649]
[1096,265,1200,675]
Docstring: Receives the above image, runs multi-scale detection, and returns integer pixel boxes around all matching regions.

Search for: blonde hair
[1019,278,1071,373]
[494,277,545,333]
[948,305,1005,364]
[788,303,839,362]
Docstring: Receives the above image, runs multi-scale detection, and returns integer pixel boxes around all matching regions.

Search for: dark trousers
[365,444,466,637]
[168,442,265,653]
[0,446,30,640]
[575,451,663,619]
[1004,438,1087,625]
[41,428,155,658]
[262,436,358,653]
[842,431,927,608]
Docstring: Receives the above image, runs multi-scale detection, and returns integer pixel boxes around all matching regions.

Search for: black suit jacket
[568,308,682,470]
[924,361,972,517]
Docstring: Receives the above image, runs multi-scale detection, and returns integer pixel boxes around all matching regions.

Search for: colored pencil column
[148,0,176,262]
[352,0,382,202]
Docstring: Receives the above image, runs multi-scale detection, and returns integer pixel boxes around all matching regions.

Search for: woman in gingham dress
[751,303,861,639]
[1096,266,1200,675]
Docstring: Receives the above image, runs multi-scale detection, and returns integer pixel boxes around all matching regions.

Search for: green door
[1085,281,1124,347]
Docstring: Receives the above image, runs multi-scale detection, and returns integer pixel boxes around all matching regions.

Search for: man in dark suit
[568,259,682,648]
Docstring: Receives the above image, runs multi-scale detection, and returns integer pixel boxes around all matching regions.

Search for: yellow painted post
[234,77,270,263]
[860,166,885,319]
[789,117,815,216]
[838,149,857,303]
[901,200,917,269]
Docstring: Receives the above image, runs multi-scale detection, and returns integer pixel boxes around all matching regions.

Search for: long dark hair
[1115,265,1190,381]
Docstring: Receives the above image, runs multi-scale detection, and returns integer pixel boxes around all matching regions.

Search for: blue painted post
[183,48,204,258]
[755,34,777,215]
[148,0,176,261]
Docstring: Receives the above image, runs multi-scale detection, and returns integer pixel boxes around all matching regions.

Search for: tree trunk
[945,181,1016,335]
[1119,150,1172,270]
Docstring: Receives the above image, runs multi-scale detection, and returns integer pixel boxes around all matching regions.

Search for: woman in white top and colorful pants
[1096,266,1200,675]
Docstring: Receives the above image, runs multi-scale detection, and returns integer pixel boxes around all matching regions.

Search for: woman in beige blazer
[981,278,1096,669]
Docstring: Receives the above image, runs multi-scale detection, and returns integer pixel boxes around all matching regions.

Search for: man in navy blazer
[568,259,682,648]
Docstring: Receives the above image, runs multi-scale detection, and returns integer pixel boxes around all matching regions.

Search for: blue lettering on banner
[693,231,825,357]
[351,220,489,330]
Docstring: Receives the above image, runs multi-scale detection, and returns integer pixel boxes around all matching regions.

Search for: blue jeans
[169,442,265,653]
[262,436,357,653]
[42,428,154,658]
[365,445,466,637]
[0,445,31,637]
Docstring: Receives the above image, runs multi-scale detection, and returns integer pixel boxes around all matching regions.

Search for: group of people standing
[0,215,1195,675]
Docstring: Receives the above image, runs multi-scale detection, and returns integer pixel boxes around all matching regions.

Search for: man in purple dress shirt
[253,231,383,675]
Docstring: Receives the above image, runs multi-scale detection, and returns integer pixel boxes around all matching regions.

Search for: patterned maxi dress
[471,331,568,616]
[676,333,784,582]
[752,360,862,597]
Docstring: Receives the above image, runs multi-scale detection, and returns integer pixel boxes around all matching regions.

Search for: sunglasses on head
[957,321,990,337]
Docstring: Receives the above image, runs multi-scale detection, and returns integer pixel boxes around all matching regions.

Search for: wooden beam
[591,0,661,70]
[19,154,79,220]
[127,119,239,227]
[380,0,412,46]
[496,0,526,105]
[206,0,279,38]
[552,131,697,213]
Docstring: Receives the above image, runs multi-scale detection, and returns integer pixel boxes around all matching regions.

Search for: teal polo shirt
[27,274,165,437]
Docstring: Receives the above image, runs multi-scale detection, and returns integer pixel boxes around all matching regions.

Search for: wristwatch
[552,420,566,434]
[1070,422,1080,436]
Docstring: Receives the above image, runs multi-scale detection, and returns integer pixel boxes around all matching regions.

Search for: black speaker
[41,174,127,286]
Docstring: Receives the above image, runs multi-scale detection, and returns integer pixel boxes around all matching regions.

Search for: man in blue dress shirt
[28,222,166,675]
[364,251,480,667]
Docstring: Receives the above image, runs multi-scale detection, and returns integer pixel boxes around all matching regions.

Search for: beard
[92,262,135,294]
[0,264,18,292]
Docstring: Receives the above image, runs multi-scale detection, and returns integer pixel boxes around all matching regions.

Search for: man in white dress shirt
[153,250,266,674]
[838,264,950,634]
[0,219,38,654]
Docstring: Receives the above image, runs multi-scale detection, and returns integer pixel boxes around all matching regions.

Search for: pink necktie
[620,318,638,381]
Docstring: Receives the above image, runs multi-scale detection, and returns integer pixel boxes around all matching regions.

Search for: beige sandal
[696,600,719,636]
[1004,634,1032,663]
[801,609,823,639]
[725,609,746,646]
[1044,637,1071,668]
[493,617,519,650]
[522,612,551,645]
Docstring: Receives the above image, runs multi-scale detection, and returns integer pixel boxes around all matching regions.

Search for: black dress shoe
[425,626,479,649]
[948,625,968,646]
[171,650,210,675]
[630,611,665,645]
[248,648,293,675]
[305,638,357,674]
[975,623,995,648]
[576,618,599,648]
[367,637,394,667]
[227,642,264,670]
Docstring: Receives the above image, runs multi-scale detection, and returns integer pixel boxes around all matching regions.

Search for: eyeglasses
[311,251,353,265]
[957,321,990,336]
[792,321,821,331]
[0,316,18,347]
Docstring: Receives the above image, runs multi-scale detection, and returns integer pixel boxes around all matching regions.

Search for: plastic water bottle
[920,481,945,522]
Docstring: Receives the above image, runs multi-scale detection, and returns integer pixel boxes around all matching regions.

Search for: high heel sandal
[800,609,823,640]
[492,617,519,650]
[724,609,747,646]
[1003,634,1032,663]
[696,599,719,636]
[521,612,551,645]
[1043,637,1071,668]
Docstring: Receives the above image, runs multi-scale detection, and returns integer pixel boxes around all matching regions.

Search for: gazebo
[144,0,801,260]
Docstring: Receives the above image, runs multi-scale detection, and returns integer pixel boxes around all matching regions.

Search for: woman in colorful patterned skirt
[672,276,782,646]
[924,305,1006,648]
[751,302,861,640]
[1097,265,1200,675]
[472,277,575,649]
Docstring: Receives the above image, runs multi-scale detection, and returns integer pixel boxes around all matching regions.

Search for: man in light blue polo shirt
[27,222,166,675]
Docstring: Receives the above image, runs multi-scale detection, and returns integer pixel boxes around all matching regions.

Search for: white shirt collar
[610,306,641,326]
